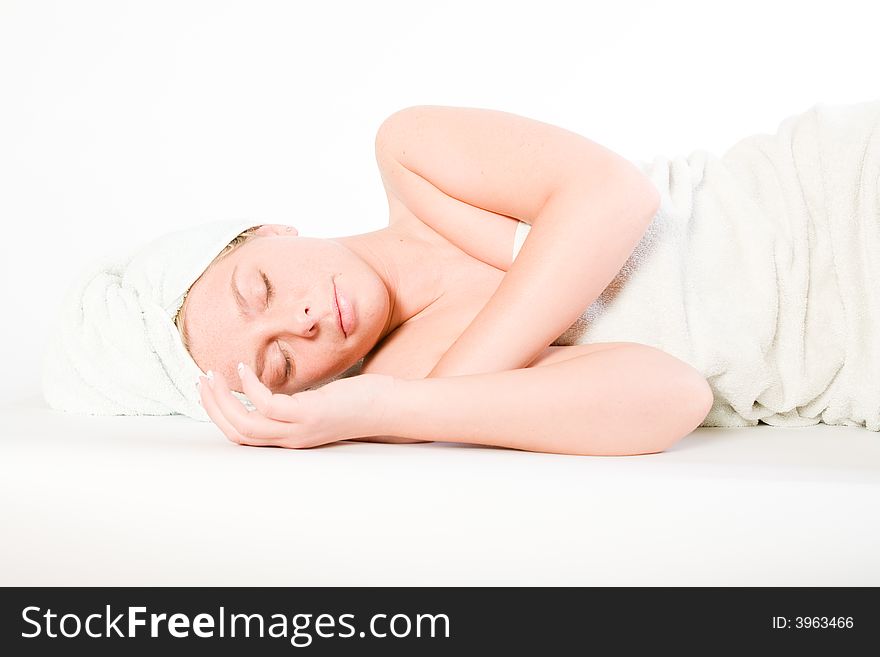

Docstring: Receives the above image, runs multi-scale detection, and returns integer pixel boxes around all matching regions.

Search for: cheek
[190,314,241,371]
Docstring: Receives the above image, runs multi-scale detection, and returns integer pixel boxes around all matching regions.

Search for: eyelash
[278,343,291,380]
[262,271,291,381]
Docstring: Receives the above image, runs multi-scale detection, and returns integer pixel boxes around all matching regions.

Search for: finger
[237,361,302,421]
[198,375,246,445]
[236,361,272,407]
[209,369,291,446]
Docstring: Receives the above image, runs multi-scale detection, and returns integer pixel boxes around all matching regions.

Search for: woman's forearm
[428,166,660,379]
[381,344,713,456]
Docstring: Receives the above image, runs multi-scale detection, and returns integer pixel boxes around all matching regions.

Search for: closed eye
[261,271,291,383]
[278,343,292,380]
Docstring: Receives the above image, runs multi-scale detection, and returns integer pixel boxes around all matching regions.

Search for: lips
[332,280,346,338]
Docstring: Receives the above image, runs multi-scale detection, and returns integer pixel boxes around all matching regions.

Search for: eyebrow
[231,264,267,383]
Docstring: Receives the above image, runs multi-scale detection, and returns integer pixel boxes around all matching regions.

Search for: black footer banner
[1,586,874,654]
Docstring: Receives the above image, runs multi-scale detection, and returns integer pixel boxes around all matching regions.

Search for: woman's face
[181,225,392,394]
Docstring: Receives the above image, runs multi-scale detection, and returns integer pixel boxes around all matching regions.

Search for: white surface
[2,399,878,586]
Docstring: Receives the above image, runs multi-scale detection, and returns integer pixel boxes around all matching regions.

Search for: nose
[255,298,318,341]
[286,305,318,337]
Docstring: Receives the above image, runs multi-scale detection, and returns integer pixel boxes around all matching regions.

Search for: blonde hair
[173,225,263,354]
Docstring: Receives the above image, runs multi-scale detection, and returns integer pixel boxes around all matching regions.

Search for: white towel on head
[42,219,262,420]
[513,98,880,431]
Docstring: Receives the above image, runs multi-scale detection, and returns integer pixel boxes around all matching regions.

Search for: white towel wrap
[42,219,264,420]
[513,99,880,430]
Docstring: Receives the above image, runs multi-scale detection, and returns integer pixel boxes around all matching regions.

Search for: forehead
[181,250,246,372]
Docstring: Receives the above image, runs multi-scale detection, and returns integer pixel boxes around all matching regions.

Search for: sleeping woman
[43,100,880,455]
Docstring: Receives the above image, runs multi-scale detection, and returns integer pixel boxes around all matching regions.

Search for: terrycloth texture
[512,99,880,430]
[42,219,264,421]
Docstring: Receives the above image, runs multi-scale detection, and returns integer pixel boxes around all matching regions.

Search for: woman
[44,101,880,454]
[165,103,716,457]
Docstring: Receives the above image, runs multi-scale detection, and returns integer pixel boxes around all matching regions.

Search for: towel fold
[42,219,261,420]
[513,99,880,430]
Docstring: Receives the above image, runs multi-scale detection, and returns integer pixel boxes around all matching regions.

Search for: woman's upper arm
[375,104,640,221]
[374,105,655,271]
[525,342,634,367]
[381,174,521,272]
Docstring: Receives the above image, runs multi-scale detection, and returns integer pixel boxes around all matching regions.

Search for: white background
[1,0,878,404]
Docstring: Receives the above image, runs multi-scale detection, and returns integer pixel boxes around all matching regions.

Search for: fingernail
[237,362,245,375]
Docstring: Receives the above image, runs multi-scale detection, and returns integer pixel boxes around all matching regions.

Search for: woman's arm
[376,342,714,456]
[376,105,661,379]
[426,176,658,379]
[198,343,712,456]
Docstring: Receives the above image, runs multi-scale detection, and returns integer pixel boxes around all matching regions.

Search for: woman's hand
[197,362,397,448]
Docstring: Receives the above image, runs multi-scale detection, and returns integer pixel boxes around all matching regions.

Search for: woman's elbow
[560,344,714,457]
[645,374,714,454]
[612,348,714,455]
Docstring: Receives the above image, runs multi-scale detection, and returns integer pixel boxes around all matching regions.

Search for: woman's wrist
[327,372,400,440]
[368,374,408,438]
[370,376,440,441]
